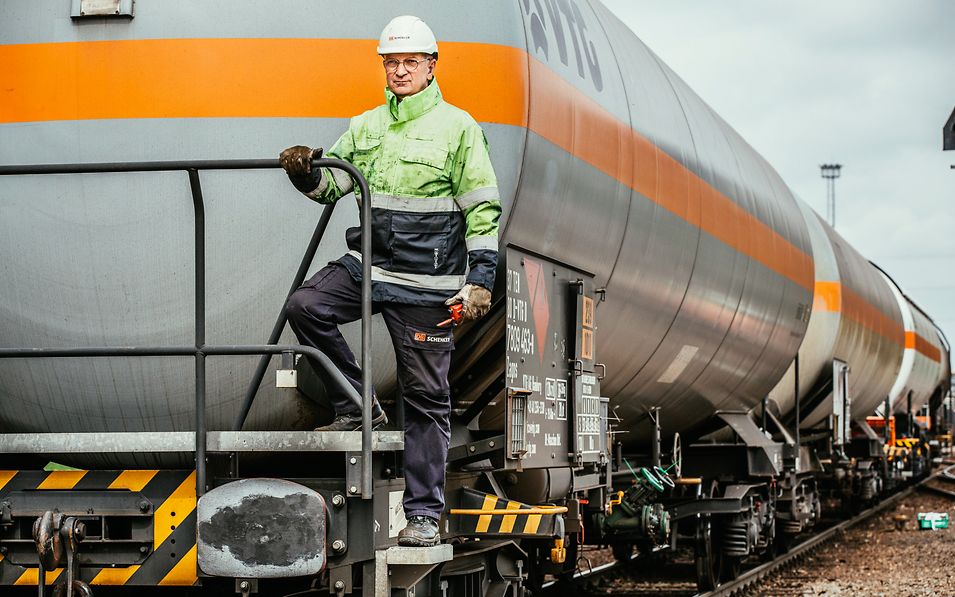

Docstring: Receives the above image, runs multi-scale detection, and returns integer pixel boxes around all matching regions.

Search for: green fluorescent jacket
[302,79,501,305]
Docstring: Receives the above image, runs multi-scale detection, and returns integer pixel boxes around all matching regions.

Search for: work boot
[397,515,440,547]
[314,406,387,432]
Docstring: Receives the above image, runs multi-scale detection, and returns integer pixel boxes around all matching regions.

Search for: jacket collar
[385,79,442,123]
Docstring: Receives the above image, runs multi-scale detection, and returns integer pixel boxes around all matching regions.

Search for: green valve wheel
[640,467,665,492]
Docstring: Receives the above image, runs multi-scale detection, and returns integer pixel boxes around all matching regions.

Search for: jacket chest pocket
[396,143,449,194]
[390,213,450,273]
[352,136,382,180]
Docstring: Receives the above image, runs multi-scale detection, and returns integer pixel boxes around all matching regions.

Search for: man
[279,15,500,547]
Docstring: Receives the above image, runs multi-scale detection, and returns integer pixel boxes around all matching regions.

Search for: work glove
[279,146,323,193]
[445,284,492,322]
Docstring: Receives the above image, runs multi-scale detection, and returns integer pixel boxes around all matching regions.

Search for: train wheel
[695,480,726,590]
[611,540,634,562]
[694,514,721,590]
[721,555,742,581]
[774,531,796,556]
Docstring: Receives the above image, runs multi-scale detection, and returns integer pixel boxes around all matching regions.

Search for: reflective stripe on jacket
[304,79,501,306]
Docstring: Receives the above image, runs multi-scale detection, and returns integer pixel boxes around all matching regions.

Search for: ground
[760,488,955,596]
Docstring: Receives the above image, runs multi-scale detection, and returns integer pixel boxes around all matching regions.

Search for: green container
[917,512,950,530]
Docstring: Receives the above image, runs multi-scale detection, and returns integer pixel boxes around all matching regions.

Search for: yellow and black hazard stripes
[450,489,560,537]
[12,568,63,586]
[36,470,87,489]
[90,565,140,585]
[0,469,197,587]
[109,469,159,492]
[0,471,16,492]
[127,470,198,586]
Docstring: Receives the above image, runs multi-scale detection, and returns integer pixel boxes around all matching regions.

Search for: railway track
[544,464,955,597]
[694,487,916,596]
[695,463,955,597]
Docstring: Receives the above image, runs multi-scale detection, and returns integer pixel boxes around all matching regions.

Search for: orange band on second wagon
[905,331,942,363]
[813,281,842,312]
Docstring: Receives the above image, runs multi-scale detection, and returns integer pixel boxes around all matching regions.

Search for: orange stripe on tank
[813,281,842,312]
[524,59,813,291]
[0,39,528,126]
[812,281,905,348]
[1,38,812,290]
[905,331,942,363]
[841,286,904,348]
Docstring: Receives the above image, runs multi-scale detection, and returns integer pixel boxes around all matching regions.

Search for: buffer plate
[197,478,326,578]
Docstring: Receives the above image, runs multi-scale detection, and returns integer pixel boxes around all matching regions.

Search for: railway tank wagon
[0,1,814,455]
[768,211,907,431]
[882,274,949,418]
[0,1,949,595]
[763,207,921,514]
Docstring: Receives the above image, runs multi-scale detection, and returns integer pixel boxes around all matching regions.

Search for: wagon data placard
[504,246,605,470]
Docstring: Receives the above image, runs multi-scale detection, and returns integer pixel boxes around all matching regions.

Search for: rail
[694,465,955,597]
[0,158,376,499]
[542,466,950,596]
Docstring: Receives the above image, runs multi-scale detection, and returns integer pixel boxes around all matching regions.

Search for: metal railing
[0,158,376,499]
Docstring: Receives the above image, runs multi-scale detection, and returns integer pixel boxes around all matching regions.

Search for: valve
[607,490,624,514]
[603,465,673,547]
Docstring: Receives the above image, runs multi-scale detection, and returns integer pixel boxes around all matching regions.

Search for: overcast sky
[602,1,955,350]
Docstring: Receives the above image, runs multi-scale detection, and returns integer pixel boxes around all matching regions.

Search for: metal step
[383,545,453,565]
[373,545,453,597]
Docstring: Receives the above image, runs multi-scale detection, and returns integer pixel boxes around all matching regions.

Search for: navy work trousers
[286,262,453,520]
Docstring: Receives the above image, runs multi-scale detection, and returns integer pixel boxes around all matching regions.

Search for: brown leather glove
[279,146,323,193]
[445,284,492,322]
[279,145,321,175]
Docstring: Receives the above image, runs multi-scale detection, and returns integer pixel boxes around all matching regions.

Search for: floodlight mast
[944,106,954,168]
[820,163,842,227]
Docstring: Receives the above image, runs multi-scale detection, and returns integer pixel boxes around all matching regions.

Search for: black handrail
[0,158,375,499]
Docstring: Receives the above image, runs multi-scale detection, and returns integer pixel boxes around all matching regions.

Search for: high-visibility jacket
[297,79,501,306]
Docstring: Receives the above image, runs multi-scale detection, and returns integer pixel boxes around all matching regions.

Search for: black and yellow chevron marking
[450,488,560,537]
[0,469,197,587]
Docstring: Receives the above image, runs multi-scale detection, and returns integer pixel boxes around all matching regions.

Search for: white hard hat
[377,15,438,55]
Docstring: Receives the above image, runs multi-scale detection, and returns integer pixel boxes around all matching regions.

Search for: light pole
[944,106,954,168]
[820,163,842,227]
